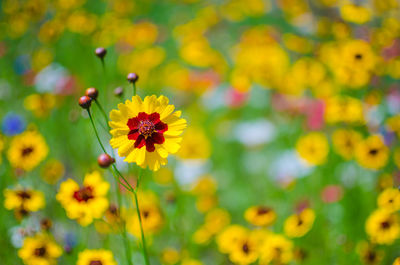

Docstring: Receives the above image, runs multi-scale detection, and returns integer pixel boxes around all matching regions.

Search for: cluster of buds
[78,87,99,109]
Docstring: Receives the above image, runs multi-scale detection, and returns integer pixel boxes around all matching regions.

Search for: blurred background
[1,0,400,264]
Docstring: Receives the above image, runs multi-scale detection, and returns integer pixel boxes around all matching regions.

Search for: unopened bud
[97,153,115,168]
[78,96,92,109]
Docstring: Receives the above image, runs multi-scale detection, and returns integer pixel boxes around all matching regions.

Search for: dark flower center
[381,221,391,229]
[366,251,376,262]
[297,218,304,226]
[21,147,34,157]
[355,53,363,60]
[242,243,250,254]
[90,261,103,265]
[257,207,271,215]
[127,112,168,152]
[17,191,31,200]
[73,186,94,202]
[34,247,47,257]
[142,210,150,218]
[369,148,378,156]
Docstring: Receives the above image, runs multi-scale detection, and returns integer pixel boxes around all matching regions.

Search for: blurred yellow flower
[7,130,48,171]
[378,188,400,213]
[161,247,180,265]
[217,225,248,254]
[340,4,371,24]
[4,188,45,218]
[177,128,211,160]
[324,96,364,124]
[284,208,315,238]
[18,234,62,265]
[24,93,56,118]
[296,132,329,166]
[40,159,65,184]
[56,171,109,226]
[244,206,276,227]
[366,209,400,245]
[77,249,117,265]
[332,129,362,160]
[355,135,389,170]
[259,234,293,265]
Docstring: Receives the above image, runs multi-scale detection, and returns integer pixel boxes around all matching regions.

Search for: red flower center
[73,186,94,202]
[127,112,168,152]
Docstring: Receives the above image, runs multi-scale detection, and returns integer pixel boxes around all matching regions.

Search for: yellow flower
[296,132,329,166]
[7,130,48,171]
[77,249,117,265]
[244,206,276,227]
[161,247,180,265]
[204,208,230,235]
[94,205,122,234]
[191,175,217,196]
[394,257,400,265]
[56,171,109,226]
[217,225,248,254]
[24,93,56,118]
[378,188,400,212]
[228,231,259,265]
[41,159,65,184]
[177,127,211,160]
[4,188,45,218]
[284,208,315,238]
[340,4,371,24]
[340,39,375,71]
[18,234,62,265]
[355,135,389,170]
[366,209,400,245]
[387,115,400,138]
[324,96,364,124]
[356,241,384,265]
[126,191,163,237]
[181,259,203,265]
[259,234,293,265]
[109,95,187,171]
[332,129,362,160]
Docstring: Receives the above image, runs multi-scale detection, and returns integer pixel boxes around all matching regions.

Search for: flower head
[4,187,45,218]
[56,171,109,226]
[77,249,117,265]
[18,234,62,265]
[109,95,187,171]
[7,130,48,171]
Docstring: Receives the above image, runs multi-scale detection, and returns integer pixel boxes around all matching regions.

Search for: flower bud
[114,87,123,97]
[78,96,92,109]
[127,73,139,83]
[98,154,115,168]
[95,47,107,59]
[85,87,98,100]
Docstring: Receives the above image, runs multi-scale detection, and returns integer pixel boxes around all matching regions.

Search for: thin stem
[112,169,133,265]
[95,99,111,130]
[87,109,107,154]
[132,185,150,265]
[133,83,136,96]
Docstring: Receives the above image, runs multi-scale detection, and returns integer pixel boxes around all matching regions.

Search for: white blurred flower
[269,150,312,182]
[234,119,276,147]
[34,63,68,93]
[174,159,210,188]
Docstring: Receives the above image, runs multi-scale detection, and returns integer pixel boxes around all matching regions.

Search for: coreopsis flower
[95,205,122,234]
[40,159,65,184]
[332,129,362,160]
[378,188,400,212]
[355,135,389,170]
[125,191,164,237]
[244,206,276,227]
[284,208,316,238]
[356,241,384,265]
[259,234,293,265]
[7,130,48,171]
[324,96,364,124]
[23,93,56,118]
[18,234,62,265]
[216,225,248,254]
[77,249,117,265]
[109,95,187,171]
[4,188,45,218]
[366,209,400,245]
[56,171,109,226]
[228,232,259,265]
[394,257,400,265]
[296,132,329,166]
[161,247,180,265]
[177,127,211,160]
[340,4,371,24]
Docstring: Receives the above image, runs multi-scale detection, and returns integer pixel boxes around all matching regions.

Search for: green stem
[113,169,133,265]
[87,109,107,154]
[133,83,136,96]
[95,99,111,131]
[132,183,150,265]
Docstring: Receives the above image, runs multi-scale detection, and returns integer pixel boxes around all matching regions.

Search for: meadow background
[1,0,400,264]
